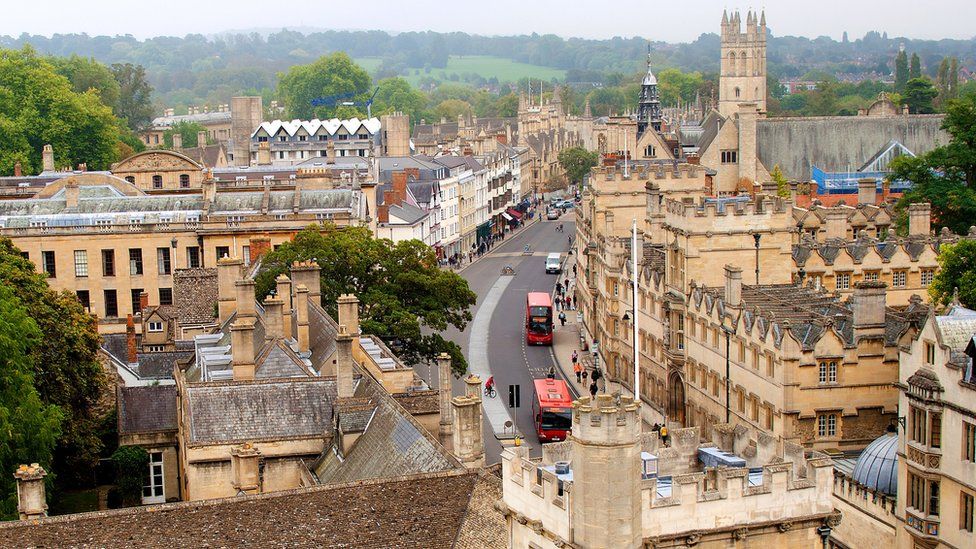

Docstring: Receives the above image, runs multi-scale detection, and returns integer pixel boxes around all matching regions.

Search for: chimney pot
[908,203,931,237]
[126,314,138,365]
[857,178,877,206]
[14,463,48,520]
[724,265,743,307]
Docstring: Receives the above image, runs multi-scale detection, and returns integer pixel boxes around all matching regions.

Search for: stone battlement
[593,162,705,182]
[664,195,791,218]
[571,395,641,445]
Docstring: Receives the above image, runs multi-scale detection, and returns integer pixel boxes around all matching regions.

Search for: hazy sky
[4,0,972,42]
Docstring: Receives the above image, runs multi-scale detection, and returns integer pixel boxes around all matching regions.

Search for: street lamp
[630,218,639,401]
[721,318,735,424]
[753,233,762,285]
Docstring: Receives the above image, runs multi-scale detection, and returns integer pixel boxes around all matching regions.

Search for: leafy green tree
[495,93,519,117]
[255,225,477,376]
[805,81,839,116]
[0,47,122,175]
[110,63,154,131]
[163,121,209,148]
[929,240,976,308]
[894,50,909,93]
[949,58,959,101]
[372,77,428,123]
[909,53,922,80]
[50,55,121,110]
[278,53,372,120]
[936,57,950,108]
[111,445,149,507]
[434,99,472,121]
[0,285,63,519]
[903,78,938,114]
[770,165,790,198]
[0,238,106,488]
[558,147,599,186]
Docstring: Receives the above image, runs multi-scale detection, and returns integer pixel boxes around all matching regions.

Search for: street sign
[508,384,521,408]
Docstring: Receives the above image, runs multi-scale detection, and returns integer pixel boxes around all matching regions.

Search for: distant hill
[3,28,971,107]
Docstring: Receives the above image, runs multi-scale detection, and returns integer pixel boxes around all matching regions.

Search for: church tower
[718,9,767,117]
[636,47,662,137]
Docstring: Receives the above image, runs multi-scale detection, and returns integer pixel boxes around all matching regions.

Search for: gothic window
[728,52,736,75]
[734,87,741,99]
[739,51,747,75]
[644,145,656,158]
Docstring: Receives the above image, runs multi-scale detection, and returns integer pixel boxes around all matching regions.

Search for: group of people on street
[571,350,604,398]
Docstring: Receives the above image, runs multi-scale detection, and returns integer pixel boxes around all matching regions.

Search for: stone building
[500,395,839,548]
[718,10,767,117]
[0,172,364,333]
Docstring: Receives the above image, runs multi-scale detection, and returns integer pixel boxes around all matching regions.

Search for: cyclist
[524,244,530,253]
[484,375,495,397]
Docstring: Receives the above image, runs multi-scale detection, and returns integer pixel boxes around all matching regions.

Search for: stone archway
[667,370,686,426]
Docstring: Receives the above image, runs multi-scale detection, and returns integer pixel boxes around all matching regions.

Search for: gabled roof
[118,385,178,435]
[252,118,381,139]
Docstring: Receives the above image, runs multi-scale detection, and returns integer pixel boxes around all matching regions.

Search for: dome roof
[852,433,898,496]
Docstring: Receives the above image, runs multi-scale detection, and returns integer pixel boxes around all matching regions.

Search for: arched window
[644,145,656,158]
[124,176,135,184]
[735,87,741,98]
[151,175,162,189]
[179,174,190,188]
[728,52,736,75]
[739,50,747,75]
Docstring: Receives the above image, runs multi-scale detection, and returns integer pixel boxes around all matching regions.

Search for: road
[431,212,577,462]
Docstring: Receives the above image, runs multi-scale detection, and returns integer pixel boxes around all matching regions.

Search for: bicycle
[484,385,497,398]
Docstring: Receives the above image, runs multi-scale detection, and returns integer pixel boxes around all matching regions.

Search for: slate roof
[389,202,429,225]
[100,334,190,380]
[851,433,898,496]
[118,385,178,435]
[313,372,459,484]
[0,470,504,548]
[184,378,338,444]
[392,390,440,415]
[935,305,976,369]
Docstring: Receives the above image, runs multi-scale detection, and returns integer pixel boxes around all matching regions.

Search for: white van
[545,253,562,274]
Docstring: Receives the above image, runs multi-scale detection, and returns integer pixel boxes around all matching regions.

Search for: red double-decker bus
[526,292,553,345]
[532,378,573,442]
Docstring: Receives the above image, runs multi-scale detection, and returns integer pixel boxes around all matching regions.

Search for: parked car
[546,208,561,220]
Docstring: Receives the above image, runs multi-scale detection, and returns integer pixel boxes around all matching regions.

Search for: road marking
[468,275,517,439]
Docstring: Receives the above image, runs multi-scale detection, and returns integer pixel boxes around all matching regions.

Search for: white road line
[468,275,516,439]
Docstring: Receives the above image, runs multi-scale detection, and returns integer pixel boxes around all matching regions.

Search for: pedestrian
[558,311,567,327]
[564,277,570,290]
[572,350,578,364]
[574,362,583,383]
[555,281,563,294]
[569,296,575,310]
[660,425,670,447]
[555,295,563,310]
[581,369,588,384]
[573,264,577,277]
[589,380,598,398]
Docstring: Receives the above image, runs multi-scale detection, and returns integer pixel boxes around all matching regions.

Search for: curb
[452,216,541,274]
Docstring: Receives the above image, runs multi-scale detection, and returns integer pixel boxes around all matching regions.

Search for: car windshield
[540,410,572,430]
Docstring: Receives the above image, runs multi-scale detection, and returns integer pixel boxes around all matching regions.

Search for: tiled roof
[184,378,338,444]
[118,385,178,435]
[392,390,440,414]
[0,470,501,548]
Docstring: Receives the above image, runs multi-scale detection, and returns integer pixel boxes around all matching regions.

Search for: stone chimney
[857,178,877,206]
[825,209,849,241]
[64,182,80,210]
[230,443,261,495]
[376,203,389,224]
[437,353,454,447]
[202,172,217,204]
[289,260,321,304]
[216,257,243,324]
[231,317,257,381]
[234,279,256,320]
[326,141,336,164]
[294,284,310,355]
[336,325,354,399]
[337,294,360,337]
[197,131,208,147]
[139,291,150,314]
[13,162,21,177]
[570,395,643,549]
[14,463,48,520]
[257,142,271,166]
[452,375,484,468]
[263,296,284,339]
[908,203,931,237]
[126,314,138,365]
[172,132,183,150]
[275,275,293,340]
[42,144,55,172]
[852,281,887,341]
[724,264,742,307]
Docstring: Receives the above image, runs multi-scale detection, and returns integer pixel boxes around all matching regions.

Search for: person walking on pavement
[574,362,583,383]
[564,277,570,290]
[567,295,573,310]
[554,295,562,311]
[581,369,588,385]
[589,380,598,398]
[573,264,577,277]
[572,350,578,365]
[558,311,567,327]
[555,281,563,295]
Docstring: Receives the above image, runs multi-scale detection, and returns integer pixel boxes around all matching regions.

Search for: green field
[355,55,565,86]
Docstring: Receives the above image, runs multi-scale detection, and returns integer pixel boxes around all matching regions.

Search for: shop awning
[506,208,523,219]
[502,212,514,221]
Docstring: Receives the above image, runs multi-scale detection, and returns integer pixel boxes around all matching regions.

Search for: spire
[584,97,592,118]
[722,9,728,27]
[760,10,766,28]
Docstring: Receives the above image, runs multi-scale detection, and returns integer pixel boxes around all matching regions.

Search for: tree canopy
[164,120,209,149]
[0,238,106,489]
[0,47,122,175]
[929,239,976,309]
[892,93,976,235]
[0,284,63,519]
[255,225,476,376]
[110,63,155,132]
[558,147,600,186]
[278,52,372,120]
[903,78,938,114]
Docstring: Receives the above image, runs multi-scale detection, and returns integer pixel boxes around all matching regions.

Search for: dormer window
[147,321,164,333]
